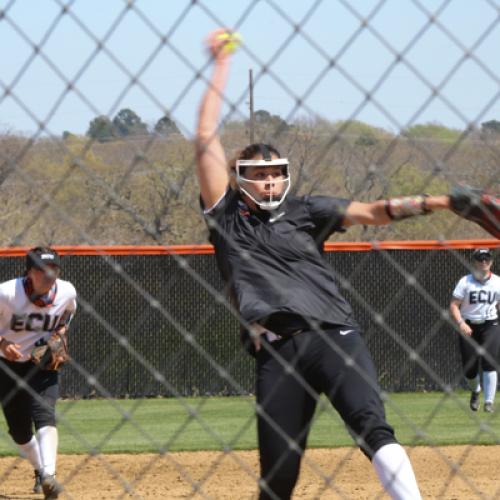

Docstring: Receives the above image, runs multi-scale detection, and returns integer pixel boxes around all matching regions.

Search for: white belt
[466,319,495,325]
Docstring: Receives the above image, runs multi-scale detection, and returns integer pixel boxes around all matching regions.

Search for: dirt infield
[1,445,499,499]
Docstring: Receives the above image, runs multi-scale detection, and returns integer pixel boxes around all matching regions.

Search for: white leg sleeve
[467,376,481,393]
[372,443,422,500]
[36,426,58,476]
[17,435,42,471]
[483,370,497,403]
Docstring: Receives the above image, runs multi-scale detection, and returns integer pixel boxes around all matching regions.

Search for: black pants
[0,358,58,445]
[459,320,500,379]
[256,327,396,500]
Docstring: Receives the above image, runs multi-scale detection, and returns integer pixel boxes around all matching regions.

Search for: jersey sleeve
[59,283,77,329]
[305,195,351,242]
[200,189,238,241]
[67,296,77,314]
[452,277,467,300]
[0,282,14,329]
[68,284,77,314]
[0,295,9,328]
[200,189,233,216]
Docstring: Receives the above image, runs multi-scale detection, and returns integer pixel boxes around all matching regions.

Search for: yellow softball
[215,31,242,55]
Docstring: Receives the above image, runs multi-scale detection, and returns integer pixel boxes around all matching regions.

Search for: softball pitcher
[196,29,499,500]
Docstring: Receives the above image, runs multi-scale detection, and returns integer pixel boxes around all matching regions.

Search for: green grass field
[0,392,499,455]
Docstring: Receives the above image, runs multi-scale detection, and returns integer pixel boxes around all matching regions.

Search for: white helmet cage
[235,145,291,210]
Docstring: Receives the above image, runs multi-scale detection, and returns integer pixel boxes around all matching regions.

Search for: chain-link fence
[0,245,496,399]
[0,1,500,498]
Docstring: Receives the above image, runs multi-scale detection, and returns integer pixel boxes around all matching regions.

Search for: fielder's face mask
[235,157,291,211]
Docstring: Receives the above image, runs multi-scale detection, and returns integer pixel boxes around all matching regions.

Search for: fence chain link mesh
[0,0,499,498]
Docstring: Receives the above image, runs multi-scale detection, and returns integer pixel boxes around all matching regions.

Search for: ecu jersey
[452,273,500,321]
[203,189,359,330]
[0,277,77,361]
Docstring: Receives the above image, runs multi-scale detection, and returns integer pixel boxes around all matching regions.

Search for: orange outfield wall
[0,239,497,257]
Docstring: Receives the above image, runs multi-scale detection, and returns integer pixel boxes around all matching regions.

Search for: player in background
[450,249,500,413]
[196,29,498,500]
[0,247,77,499]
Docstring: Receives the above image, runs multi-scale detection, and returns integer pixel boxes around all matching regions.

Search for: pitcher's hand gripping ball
[214,31,242,56]
[215,31,243,54]
[450,185,500,239]
[31,332,69,371]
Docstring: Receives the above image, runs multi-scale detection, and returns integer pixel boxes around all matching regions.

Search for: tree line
[0,112,498,246]
[82,109,181,142]
[79,106,500,145]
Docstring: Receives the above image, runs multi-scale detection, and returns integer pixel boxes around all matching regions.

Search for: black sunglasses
[474,256,492,262]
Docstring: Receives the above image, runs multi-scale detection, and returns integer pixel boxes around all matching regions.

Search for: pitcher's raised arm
[196,29,238,209]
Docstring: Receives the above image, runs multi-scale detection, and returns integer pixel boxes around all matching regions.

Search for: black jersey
[203,189,359,331]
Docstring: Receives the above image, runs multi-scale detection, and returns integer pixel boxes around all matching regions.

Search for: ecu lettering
[26,313,44,330]
[470,291,496,305]
[9,313,61,332]
[10,314,26,331]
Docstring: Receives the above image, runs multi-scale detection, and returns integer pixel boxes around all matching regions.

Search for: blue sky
[0,0,499,137]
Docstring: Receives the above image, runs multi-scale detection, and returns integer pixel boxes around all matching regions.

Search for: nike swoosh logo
[269,212,285,223]
[339,329,354,336]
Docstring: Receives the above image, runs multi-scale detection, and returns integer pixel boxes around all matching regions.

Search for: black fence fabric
[0,247,490,398]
